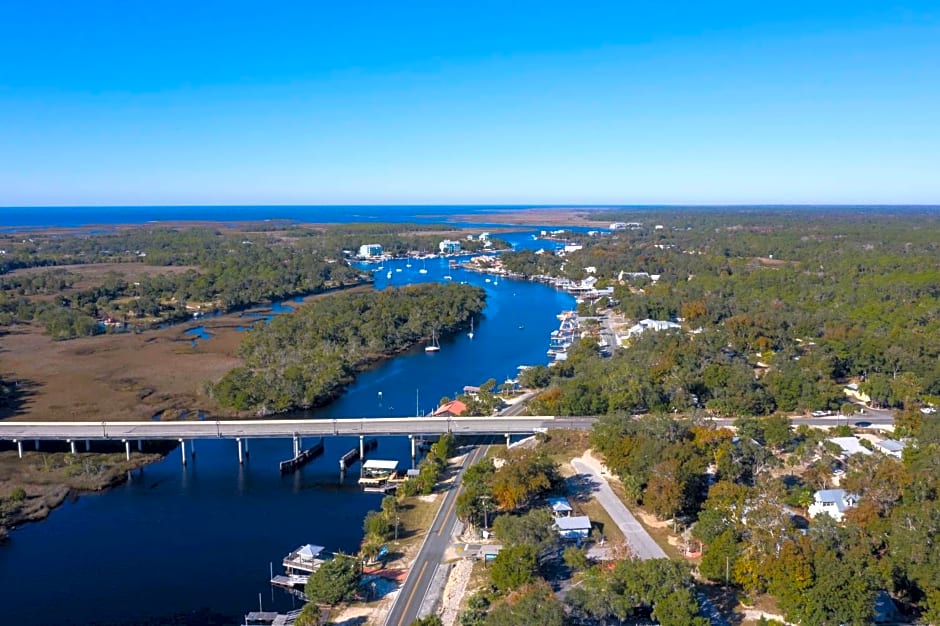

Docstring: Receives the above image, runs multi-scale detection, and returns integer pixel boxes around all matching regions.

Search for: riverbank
[0,448,166,539]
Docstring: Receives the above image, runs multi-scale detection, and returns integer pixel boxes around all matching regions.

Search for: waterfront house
[808,489,859,522]
[358,243,383,258]
[555,515,592,541]
[431,399,467,417]
[439,239,462,254]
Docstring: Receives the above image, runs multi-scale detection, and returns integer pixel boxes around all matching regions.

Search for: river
[0,230,576,625]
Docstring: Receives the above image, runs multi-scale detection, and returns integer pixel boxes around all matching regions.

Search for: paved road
[0,415,596,441]
[571,458,667,560]
[385,444,487,626]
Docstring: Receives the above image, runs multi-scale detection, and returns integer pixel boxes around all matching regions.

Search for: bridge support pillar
[16,440,23,459]
[69,440,77,455]
[409,435,416,459]
[292,435,300,458]
[359,435,365,460]
[237,438,244,465]
[179,439,187,466]
[85,439,91,452]
[137,439,143,452]
[190,439,195,458]
[35,439,40,450]
[505,433,511,448]
[124,440,131,461]
[243,438,249,457]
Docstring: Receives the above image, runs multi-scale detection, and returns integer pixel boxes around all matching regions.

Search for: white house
[563,243,583,254]
[808,489,859,522]
[626,319,681,338]
[555,515,591,541]
[439,239,462,254]
[874,439,905,459]
[827,436,872,458]
[358,244,383,258]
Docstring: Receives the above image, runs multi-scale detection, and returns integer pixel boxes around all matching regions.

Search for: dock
[279,437,324,474]
[270,573,309,590]
[243,609,304,626]
[339,437,377,470]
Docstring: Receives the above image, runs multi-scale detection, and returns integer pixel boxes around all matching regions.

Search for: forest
[211,282,486,413]
[518,209,938,415]
[0,223,493,340]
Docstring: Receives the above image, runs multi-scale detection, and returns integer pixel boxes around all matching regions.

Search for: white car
[921,407,937,415]
[811,410,832,417]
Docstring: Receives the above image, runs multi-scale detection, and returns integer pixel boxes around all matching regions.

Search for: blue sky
[1,1,938,205]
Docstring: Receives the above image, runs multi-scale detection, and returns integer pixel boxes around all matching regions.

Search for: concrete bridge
[0,416,594,465]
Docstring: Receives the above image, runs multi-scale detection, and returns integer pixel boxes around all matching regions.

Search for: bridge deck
[0,416,593,441]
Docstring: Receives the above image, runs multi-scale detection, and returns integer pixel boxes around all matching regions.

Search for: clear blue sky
[1,1,938,205]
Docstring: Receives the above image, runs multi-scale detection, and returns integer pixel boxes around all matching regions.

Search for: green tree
[490,544,538,592]
[294,602,321,626]
[410,616,444,626]
[485,583,566,626]
[304,553,362,605]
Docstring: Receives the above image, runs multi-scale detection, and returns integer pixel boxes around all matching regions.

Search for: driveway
[571,456,667,560]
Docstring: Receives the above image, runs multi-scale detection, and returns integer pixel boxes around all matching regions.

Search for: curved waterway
[0,242,575,625]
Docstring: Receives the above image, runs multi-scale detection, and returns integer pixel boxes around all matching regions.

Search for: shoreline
[0,447,168,539]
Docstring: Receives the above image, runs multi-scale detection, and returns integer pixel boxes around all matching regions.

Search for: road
[0,415,596,442]
[385,444,487,626]
[571,457,666,560]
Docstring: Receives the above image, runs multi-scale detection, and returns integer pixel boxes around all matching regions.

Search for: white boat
[425,330,440,352]
[395,268,402,272]
[468,317,474,339]
[386,271,392,279]
[443,275,453,280]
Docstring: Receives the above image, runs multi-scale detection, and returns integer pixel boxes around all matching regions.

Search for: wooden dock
[271,573,309,589]
[279,437,324,474]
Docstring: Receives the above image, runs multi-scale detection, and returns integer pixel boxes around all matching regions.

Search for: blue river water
[0,230,575,625]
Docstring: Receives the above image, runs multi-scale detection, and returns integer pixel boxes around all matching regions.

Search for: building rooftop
[555,515,592,531]
[362,459,399,471]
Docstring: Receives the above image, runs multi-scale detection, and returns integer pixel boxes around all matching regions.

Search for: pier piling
[359,435,365,460]
[237,438,244,464]
[69,440,77,455]
[137,439,143,452]
[85,439,91,452]
[179,439,187,466]
[505,433,511,447]
[34,439,39,450]
[292,435,300,458]
[410,435,416,459]
[16,440,23,458]
[124,440,131,460]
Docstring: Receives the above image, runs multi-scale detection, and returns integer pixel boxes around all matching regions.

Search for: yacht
[425,330,440,352]
[468,318,474,340]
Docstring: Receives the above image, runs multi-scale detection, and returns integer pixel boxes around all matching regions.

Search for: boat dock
[279,437,324,474]
[243,609,305,626]
[339,437,377,470]
[270,573,309,590]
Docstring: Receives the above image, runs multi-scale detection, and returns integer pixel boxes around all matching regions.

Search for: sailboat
[418,259,428,275]
[425,330,440,352]
[468,317,474,339]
